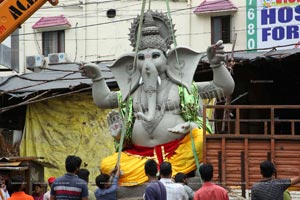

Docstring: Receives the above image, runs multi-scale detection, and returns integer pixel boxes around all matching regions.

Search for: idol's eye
[138,54,145,60]
[152,52,160,59]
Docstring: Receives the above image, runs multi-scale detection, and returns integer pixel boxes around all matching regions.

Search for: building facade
[1,0,248,74]
[2,0,300,74]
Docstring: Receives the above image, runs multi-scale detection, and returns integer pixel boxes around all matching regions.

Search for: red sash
[125,138,181,165]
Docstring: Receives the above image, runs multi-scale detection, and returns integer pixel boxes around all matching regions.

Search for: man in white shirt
[0,174,9,200]
[43,176,55,200]
[159,162,188,200]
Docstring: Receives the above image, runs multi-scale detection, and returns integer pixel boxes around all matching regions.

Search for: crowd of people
[0,155,120,200]
[143,161,227,200]
[0,156,299,200]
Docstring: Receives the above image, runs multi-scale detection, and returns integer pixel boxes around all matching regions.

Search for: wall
[18,0,248,74]
[11,0,300,74]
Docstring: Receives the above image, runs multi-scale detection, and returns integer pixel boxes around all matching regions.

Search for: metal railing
[202,105,300,197]
[203,105,300,136]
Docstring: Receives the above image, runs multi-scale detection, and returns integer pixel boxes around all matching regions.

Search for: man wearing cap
[43,177,55,200]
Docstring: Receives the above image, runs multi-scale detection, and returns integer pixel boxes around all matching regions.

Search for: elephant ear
[167,46,201,92]
[107,53,140,101]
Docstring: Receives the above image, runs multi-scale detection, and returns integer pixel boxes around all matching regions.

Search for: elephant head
[107,10,201,121]
[107,46,201,122]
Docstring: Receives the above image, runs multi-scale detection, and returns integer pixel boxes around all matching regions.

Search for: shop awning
[0,62,115,98]
[194,0,237,15]
[32,15,71,31]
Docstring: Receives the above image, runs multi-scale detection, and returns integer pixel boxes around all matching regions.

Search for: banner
[247,0,300,50]
[20,93,114,189]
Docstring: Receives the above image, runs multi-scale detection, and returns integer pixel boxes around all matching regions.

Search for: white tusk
[157,76,161,85]
[139,77,143,85]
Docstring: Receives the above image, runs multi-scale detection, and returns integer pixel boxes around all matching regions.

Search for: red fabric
[33,194,44,200]
[125,138,181,164]
[55,190,81,195]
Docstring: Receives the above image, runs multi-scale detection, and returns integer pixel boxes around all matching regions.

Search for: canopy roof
[200,48,300,64]
[0,63,114,97]
[194,0,237,14]
[32,15,71,31]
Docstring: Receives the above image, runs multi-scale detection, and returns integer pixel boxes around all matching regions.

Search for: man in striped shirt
[50,155,88,200]
[159,162,188,200]
[251,160,300,200]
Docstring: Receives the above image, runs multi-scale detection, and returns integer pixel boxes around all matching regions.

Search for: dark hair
[95,174,110,189]
[144,159,158,177]
[199,163,213,181]
[260,160,275,178]
[65,155,82,173]
[9,175,24,192]
[160,162,172,177]
[78,169,90,183]
[174,172,187,183]
[33,184,41,188]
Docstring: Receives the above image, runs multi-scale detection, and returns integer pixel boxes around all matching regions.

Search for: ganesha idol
[81,10,234,185]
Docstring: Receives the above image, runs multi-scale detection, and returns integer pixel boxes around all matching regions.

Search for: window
[0,29,19,72]
[211,16,231,44]
[42,30,65,56]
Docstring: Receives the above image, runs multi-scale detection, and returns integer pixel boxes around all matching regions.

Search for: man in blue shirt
[94,165,120,200]
[143,159,167,200]
[50,155,88,200]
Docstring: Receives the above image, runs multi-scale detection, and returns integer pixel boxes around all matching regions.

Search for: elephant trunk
[136,63,159,122]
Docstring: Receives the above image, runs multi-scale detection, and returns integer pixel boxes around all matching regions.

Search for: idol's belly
[131,113,186,147]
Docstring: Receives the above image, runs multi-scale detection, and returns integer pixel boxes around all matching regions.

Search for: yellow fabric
[20,93,115,189]
[100,128,204,186]
[203,98,216,119]
[203,98,216,132]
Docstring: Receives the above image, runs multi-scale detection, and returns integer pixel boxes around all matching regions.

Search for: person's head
[65,155,82,174]
[160,162,172,178]
[95,173,110,189]
[33,184,42,195]
[78,168,90,183]
[9,175,25,192]
[174,172,187,185]
[47,176,55,187]
[260,160,275,178]
[144,159,158,177]
[199,163,213,182]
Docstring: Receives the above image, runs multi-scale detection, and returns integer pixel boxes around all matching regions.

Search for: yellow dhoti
[100,128,204,186]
